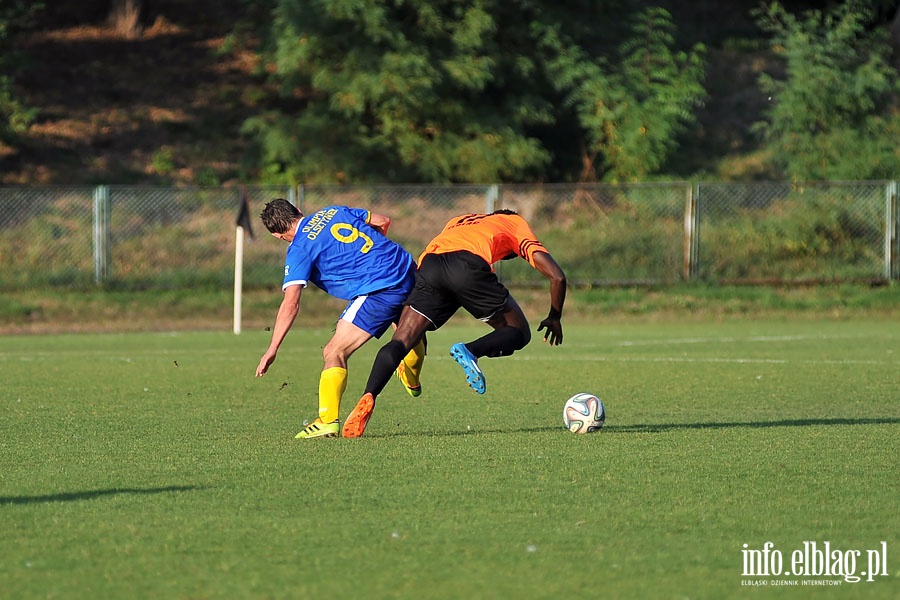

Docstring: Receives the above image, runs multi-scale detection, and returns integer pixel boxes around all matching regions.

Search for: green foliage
[550,8,707,182]
[753,2,900,180]
[150,147,176,175]
[0,1,42,142]
[246,2,705,184]
[248,0,548,184]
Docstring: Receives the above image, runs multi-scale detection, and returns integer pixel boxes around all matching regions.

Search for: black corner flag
[236,187,254,240]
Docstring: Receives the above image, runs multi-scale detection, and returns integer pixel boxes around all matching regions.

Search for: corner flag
[236,187,254,239]
[234,187,253,334]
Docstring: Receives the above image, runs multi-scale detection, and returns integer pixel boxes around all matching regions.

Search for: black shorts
[406,251,510,330]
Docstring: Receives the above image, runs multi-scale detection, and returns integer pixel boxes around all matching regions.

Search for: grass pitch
[1,319,898,599]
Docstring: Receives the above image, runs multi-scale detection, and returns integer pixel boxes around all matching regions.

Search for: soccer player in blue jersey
[255,198,425,439]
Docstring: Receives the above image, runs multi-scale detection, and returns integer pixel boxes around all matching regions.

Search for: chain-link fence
[0,186,95,288]
[495,183,692,285]
[0,185,292,290]
[694,181,895,282]
[1,181,897,292]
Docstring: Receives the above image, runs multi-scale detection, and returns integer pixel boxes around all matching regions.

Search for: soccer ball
[563,393,606,433]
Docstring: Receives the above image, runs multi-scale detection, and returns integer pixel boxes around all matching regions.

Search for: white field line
[507,333,896,364]
[3,353,887,366]
[507,355,888,365]
[1,348,245,361]
[3,333,895,366]
[613,333,875,346]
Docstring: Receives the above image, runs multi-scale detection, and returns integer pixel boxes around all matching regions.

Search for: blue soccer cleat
[450,343,486,394]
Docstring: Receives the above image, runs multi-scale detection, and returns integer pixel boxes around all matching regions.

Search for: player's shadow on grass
[0,485,201,506]
[373,416,900,438]
[607,416,900,434]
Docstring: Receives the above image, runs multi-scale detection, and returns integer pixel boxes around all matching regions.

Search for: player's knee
[485,327,528,358]
[386,339,408,356]
[393,328,420,350]
[377,340,408,366]
[322,341,351,365]
[505,326,529,353]
[517,326,531,349]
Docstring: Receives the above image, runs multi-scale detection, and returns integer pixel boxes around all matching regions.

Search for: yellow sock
[401,338,426,387]
[318,367,347,424]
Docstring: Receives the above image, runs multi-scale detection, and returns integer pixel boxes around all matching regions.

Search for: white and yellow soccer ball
[563,392,606,433]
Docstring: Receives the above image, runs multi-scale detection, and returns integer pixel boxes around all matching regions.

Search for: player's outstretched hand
[537,317,563,346]
[256,351,276,377]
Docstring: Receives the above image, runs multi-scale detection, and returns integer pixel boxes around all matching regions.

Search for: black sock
[365,340,409,397]
[466,327,528,358]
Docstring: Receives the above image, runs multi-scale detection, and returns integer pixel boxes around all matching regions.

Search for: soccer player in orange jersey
[342,209,567,438]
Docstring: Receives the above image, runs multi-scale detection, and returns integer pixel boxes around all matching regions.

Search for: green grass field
[2,319,898,599]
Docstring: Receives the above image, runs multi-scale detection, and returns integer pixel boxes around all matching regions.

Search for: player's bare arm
[256,284,303,377]
[368,213,392,236]
[532,251,567,346]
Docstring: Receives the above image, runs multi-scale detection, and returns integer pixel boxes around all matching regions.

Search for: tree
[754,2,900,180]
[0,1,41,144]
[243,1,706,184]
[543,7,706,182]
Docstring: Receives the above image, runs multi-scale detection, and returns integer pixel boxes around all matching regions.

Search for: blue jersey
[282,206,414,300]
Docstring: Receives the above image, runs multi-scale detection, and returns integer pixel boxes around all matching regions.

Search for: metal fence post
[486,184,498,213]
[887,181,899,281]
[684,183,699,280]
[92,185,110,285]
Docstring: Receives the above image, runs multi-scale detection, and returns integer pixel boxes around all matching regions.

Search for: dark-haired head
[260,198,301,234]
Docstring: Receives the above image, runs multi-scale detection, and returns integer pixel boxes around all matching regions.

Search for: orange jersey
[418,212,548,269]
